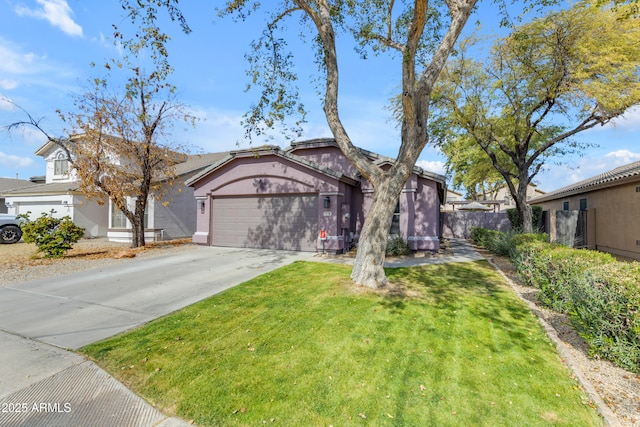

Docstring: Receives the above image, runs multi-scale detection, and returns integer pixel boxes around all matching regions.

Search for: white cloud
[604,149,640,163]
[0,79,18,90]
[0,152,35,168]
[539,149,640,190]
[612,106,640,132]
[15,0,83,37]
[416,159,446,175]
[2,124,49,148]
[178,107,249,153]
[0,37,82,96]
[0,40,43,75]
[590,105,640,133]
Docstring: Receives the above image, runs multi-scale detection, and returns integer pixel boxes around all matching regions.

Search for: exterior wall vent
[637,240,640,247]
[636,186,640,193]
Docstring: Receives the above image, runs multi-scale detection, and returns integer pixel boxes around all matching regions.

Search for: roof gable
[289,138,447,185]
[186,146,359,187]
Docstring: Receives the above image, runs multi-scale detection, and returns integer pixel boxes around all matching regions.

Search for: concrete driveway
[0,246,315,350]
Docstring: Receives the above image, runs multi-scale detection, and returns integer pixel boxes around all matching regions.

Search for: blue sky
[0,0,638,194]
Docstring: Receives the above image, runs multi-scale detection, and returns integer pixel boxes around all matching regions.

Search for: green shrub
[18,211,85,258]
[485,230,522,257]
[510,232,548,247]
[513,242,615,311]
[469,228,543,258]
[510,239,640,373]
[386,235,411,256]
[469,227,494,247]
[571,263,640,372]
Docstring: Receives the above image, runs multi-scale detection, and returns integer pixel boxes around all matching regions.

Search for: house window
[563,201,569,211]
[390,200,401,235]
[144,206,149,228]
[579,198,587,211]
[54,153,69,176]
[111,203,127,228]
[110,200,150,229]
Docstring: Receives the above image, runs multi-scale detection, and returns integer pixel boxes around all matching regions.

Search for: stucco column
[193,195,210,245]
[318,192,343,253]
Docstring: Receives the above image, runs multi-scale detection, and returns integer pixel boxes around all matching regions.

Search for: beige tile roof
[532,160,640,203]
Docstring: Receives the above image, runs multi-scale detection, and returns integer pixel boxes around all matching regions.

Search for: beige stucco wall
[486,185,545,211]
[535,180,640,260]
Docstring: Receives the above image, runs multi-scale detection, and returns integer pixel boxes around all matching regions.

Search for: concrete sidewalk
[0,330,188,427]
[0,246,314,427]
[314,238,484,267]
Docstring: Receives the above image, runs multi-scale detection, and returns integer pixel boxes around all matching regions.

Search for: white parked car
[0,213,23,244]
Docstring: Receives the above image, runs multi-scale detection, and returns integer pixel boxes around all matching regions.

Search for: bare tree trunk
[130,199,146,248]
[291,0,473,287]
[129,215,145,248]
[515,178,533,233]
[350,177,405,288]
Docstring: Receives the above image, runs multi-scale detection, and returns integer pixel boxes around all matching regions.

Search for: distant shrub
[18,211,85,258]
[511,239,640,373]
[469,227,493,247]
[469,226,483,245]
[510,232,548,247]
[469,228,545,258]
[386,235,411,256]
[485,230,520,257]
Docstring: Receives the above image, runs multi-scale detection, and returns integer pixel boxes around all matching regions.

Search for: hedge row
[470,227,640,373]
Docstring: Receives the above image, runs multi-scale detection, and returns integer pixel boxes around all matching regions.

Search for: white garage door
[18,202,63,219]
[212,195,318,251]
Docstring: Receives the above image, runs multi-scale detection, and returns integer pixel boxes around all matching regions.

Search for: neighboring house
[0,178,36,214]
[447,183,545,212]
[530,160,640,260]
[3,139,227,242]
[442,189,464,212]
[186,138,446,254]
[487,184,545,211]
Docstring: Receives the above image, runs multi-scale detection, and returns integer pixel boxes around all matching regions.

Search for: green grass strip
[82,260,602,426]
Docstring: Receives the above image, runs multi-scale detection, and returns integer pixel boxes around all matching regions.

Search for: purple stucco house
[186,138,446,254]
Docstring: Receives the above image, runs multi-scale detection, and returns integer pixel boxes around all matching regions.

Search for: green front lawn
[82,261,602,426]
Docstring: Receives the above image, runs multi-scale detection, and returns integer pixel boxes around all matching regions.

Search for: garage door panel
[212,195,318,251]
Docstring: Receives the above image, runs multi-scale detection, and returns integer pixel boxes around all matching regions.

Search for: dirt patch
[0,238,197,288]
[347,280,424,300]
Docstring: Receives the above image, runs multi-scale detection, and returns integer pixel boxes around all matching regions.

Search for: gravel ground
[2,238,638,425]
[0,238,198,288]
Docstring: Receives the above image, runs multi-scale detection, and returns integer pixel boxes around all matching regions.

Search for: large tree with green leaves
[223,0,491,288]
[431,1,640,232]
[440,133,508,200]
[124,0,565,287]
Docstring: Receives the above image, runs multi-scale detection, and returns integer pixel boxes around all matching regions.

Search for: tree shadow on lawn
[382,260,536,348]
